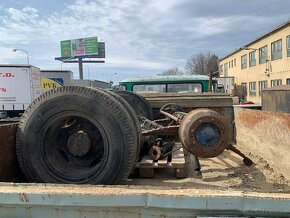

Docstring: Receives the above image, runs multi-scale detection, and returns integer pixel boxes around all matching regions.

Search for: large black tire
[102,89,142,159]
[16,86,138,184]
[179,109,230,158]
[116,91,154,120]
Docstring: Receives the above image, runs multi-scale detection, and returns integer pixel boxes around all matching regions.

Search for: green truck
[117,74,219,93]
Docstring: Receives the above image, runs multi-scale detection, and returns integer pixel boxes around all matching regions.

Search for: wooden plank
[171,143,187,178]
[138,155,153,166]
[175,168,187,178]
[171,145,186,168]
[135,143,188,178]
[139,168,154,177]
[157,156,168,167]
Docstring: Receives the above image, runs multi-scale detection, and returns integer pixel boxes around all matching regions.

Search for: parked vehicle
[41,70,111,92]
[40,70,73,93]
[0,66,111,117]
[118,74,219,93]
[0,65,41,117]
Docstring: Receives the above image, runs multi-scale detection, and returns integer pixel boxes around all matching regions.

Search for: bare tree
[185,52,218,75]
[207,54,219,74]
[161,67,183,75]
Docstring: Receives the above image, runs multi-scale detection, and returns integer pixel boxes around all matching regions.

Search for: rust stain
[0,123,26,182]
[235,109,290,130]
[278,112,290,130]
[236,110,266,129]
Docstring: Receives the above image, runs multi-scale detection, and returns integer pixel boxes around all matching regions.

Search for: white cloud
[7,7,39,22]
[0,47,28,64]
[0,0,288,79]
[107,56,172,70]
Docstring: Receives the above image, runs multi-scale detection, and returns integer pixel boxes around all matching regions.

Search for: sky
[0,0,289,83]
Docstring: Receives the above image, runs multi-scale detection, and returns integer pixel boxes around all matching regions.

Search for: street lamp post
[109,73,117,83]
[12,49,30,65]
[60,56,75,70]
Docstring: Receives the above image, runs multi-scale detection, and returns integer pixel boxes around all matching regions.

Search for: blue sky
[0,0,289,83]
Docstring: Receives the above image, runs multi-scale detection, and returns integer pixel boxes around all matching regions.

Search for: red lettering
[5,72,12,77]
[0,72,15,78]
[0,88,7,92]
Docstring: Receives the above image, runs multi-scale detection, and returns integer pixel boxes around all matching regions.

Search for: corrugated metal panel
[262,85,290,113]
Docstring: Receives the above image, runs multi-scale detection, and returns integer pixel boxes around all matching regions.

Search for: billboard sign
[61,37,99,58]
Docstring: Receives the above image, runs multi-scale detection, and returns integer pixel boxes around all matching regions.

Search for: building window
[168,83,202,93]
[259,45,268,64]
[249,51,256,67]
[249,82,256,96]
[133,84,166,93]
[259,80,268,96]
[241,82,247,90]
[241,82,247,100]
[219,65,223,74]
[234,59,236,67]
[287,36,290,57]
[241,55,247,69]
[287,78,290,85]
[241,82,247,93]
[224,63,228,77]
[271,39,282,60]
[271,79,282,87]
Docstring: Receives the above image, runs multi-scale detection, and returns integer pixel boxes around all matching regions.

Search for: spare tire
[102,89,142,159]
[16,86,138,184]
[116,91,154,120]
[179,109,230,158]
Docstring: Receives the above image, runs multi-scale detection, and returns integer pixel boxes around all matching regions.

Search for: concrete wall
[71,79,110,89]
[220,22,290,103]
[234,107,290,180]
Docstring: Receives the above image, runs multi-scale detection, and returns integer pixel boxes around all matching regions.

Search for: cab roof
[120,74,211,83]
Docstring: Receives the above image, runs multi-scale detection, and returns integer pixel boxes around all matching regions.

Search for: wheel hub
[67,131,91,157]
[195,123,221,147]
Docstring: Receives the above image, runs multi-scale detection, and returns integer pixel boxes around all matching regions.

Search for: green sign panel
[85,38,98,54]
[61,40,72,57]
[60,37,98,58]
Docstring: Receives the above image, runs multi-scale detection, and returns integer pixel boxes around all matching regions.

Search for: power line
[117,0,287,54]
[187,0,287,35]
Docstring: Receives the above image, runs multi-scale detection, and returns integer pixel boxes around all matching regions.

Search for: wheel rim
[194,123,221,147]
[39,111,108,183]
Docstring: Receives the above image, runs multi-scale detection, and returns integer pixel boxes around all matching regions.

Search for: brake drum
[179,108,230,158]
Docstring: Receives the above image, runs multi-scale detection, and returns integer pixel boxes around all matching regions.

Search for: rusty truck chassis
[140,103,253,170]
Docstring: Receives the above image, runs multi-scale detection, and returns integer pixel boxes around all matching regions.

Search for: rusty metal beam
[142,125,179,136]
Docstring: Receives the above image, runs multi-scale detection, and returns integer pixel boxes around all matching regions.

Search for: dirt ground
[128,148,290,194]
[0,146,289,198]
